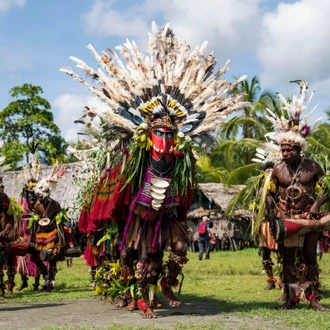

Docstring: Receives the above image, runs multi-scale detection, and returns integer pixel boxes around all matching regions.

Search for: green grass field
[4,248,330,329]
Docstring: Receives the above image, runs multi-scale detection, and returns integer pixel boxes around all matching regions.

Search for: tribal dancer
[62,22,248,318]
[16,160,49,292]
[265,80,329,311]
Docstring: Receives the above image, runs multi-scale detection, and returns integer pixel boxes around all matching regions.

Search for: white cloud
[151,0,263,58]
[78,0,330,115]
[0,0,25,13]
[258,0,330,87]
[81,0,149,40]
[81,0,263,61]
[52,93,108,143]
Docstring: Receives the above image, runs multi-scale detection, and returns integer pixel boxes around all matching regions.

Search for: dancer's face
[150,127,175,161]
[281,144,301,164]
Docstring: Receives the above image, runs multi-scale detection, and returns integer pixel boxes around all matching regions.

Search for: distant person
[197,216,211,260]
[208,221,217,252]
[220,232,230,251]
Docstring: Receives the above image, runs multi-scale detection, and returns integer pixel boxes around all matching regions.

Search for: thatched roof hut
[187,183,252,244]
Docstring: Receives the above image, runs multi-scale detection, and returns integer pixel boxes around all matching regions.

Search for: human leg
[16,275,28,291]
[137,251,163,318]
[205,238,211,259]
[262,247,276,290]
[303,232,327,311]
[6,255,16,297]
[198,238,205,260]
[161,241,188,307]
[275,246,299,310]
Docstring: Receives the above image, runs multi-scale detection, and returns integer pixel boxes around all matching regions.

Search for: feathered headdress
[61,21,248,147]
[17,157,44,191]
[18,158,66,196]
[265,80,321,150]
[61,22,249,202]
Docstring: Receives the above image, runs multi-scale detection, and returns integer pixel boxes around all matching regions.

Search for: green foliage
[0,83,61,166]
[54,208,70,225]
[38,135,72,165]
[96,221,118,246]
[0,140,27,170]
[173,135,195,195]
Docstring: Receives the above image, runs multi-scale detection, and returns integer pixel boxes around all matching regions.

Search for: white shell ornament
[151,192,165,200]
[38,218,51,226]
[150,178,170,188]
[150,186,166,194]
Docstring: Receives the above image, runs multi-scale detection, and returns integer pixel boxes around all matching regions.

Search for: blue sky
[1,0,329,142]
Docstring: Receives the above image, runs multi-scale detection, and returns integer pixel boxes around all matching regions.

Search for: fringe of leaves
[252,171,272,241]
[173,136,194,196]
[96,221,118,246]
[120,142,146,195]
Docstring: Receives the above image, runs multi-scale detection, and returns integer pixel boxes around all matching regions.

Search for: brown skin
[266,144,329,311]
[0,192,15,297]
[0,192,14,240]
[267,144,327,218]
[34,197,61,222]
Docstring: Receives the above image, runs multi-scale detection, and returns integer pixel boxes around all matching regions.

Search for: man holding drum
[266,80,329,311]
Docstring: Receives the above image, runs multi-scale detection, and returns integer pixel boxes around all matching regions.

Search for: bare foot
[143,307,157,318]
[264,281,276,290]
[310,300,328,312]
[275,300,296,310]
[113,298,127,308]
[123,300,137,311]
[163,287,182,307]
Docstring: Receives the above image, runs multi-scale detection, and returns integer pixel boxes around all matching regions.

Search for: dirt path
[0,298,291,330]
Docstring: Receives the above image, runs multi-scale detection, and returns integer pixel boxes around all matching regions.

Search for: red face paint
[150,127,175,161]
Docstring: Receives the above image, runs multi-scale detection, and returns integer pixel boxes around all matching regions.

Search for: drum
[6,241,35,256]
[273,213,330,242]
[40,246,82,261]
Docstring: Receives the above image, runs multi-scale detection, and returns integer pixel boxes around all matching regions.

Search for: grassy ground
[4,248,330,329]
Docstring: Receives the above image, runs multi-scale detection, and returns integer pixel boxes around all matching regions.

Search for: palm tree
[219,76,278,164]
[38,135,74,165]
[305,109,330,171]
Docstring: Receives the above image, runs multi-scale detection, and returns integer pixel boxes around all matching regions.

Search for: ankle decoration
[266,277,277,283]
[168,252,188,267]
[137,298,149,312]
[291,296,300,304]
[160,276,179,290]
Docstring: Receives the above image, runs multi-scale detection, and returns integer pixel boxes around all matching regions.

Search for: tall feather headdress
[265,80,321,150]
[61,22,249,204]
[61,22,248,149]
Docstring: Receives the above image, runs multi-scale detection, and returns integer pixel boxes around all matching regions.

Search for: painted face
[26,191,37,210]
[281,144,301,164]
[150,127,175,161]
[35,181,50,202]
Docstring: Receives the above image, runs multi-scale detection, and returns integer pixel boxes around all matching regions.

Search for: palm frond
[225,162,260,185]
